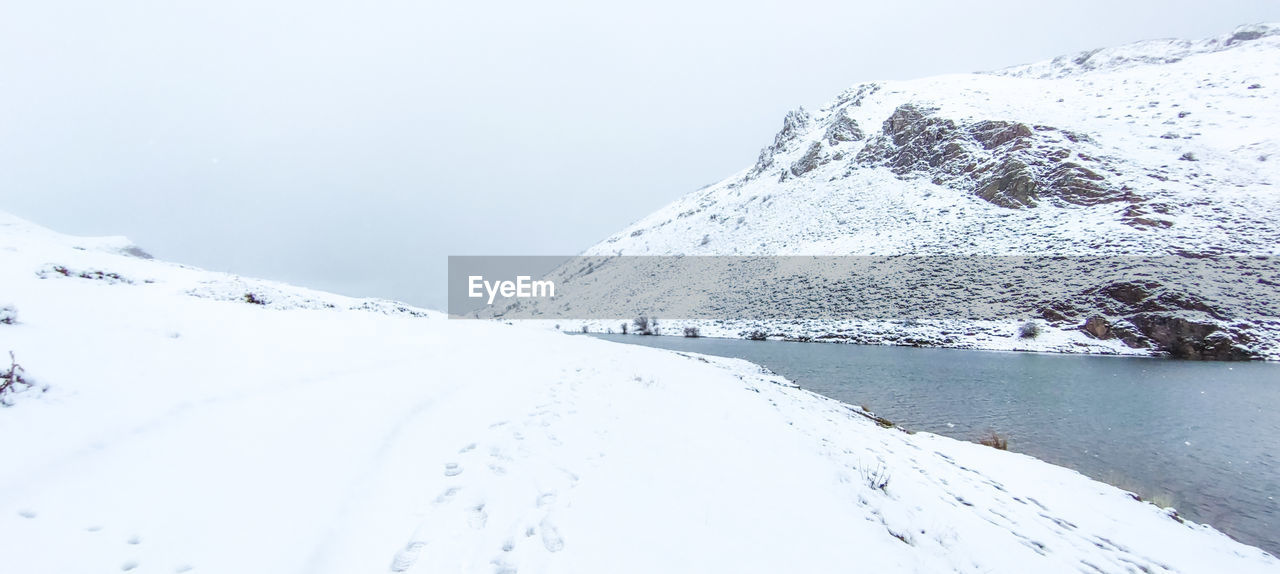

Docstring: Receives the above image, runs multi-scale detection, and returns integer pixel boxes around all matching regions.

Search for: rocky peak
[749,107,813,179]
[855,103,1126,209]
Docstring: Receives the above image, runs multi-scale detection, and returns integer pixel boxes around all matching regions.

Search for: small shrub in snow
[619,323,628,335]
[860,461,891,491]
[0,351,38,404]
[746,330,768,341]
[979,430,1009,450]
[1179,151,1198,162]
[633,316,658,336]
[0,305,16,325]
[683,326,700,338]
[243,292,266,305]
[40,265,132,284]
[1018,320,1041,339]
[581,325,589,333]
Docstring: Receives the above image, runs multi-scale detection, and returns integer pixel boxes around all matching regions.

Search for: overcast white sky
[2,0,1277,308]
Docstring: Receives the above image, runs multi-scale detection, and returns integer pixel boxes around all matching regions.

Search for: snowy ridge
[0,210,442,318]
[989,23,1280,79]
[583,24,1280,358]
[3,212,1279,572]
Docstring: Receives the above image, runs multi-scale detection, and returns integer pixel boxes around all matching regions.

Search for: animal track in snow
[444,463,463,477]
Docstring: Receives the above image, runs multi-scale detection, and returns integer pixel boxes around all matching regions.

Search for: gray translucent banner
[447,255,1280,322]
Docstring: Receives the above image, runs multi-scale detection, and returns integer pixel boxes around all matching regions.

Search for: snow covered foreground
[1,212,1276,574]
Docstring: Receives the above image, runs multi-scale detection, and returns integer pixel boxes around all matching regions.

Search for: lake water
[588,333,1280,555]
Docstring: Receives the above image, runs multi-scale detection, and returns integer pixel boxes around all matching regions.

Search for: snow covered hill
[2,212,1278,572]
[580,24,1280,358]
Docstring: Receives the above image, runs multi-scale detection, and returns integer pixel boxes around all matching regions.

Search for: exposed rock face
[1083,315,1111,339]
[1127,314,1254,360]
[750,108,812,179]
[855,104,1127,208]
[787,109,863,178]
[790,141,826,177]
[823,110,864,145]
[1050,280,1259,359]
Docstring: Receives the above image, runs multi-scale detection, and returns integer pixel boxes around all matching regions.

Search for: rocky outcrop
[749,108,812,179]
[787,109,863,178]
[1083,315,1111,339]
[1050,280,1259,360]
[790,141,826,177]
[1127,314,1255,360]
[823,110,864,145]
[855,103,1129,208]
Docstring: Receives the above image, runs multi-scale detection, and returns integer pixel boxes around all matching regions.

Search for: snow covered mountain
[3,211,1278,572]
[578,23,1280,359]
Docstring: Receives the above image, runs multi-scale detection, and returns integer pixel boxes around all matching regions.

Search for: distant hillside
[572,24,1280,359]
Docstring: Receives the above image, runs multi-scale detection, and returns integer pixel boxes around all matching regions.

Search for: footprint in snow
[539,518,564,553]
[389,541,425,572]
[127,535,142,545]
[444,463,463,477]
[121,561,139,571]
[17,509,36,519]
[459,443,477,454]
[536,492,557,508]
[469,505,488,530]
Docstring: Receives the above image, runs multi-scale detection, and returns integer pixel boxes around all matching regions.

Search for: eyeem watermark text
[468,275,556,304]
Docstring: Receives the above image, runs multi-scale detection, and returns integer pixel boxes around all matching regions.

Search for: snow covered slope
[2,212,1278,572]
[582,24,1280,358]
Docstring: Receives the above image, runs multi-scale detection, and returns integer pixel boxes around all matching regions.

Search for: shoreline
[548,321,1280,362]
